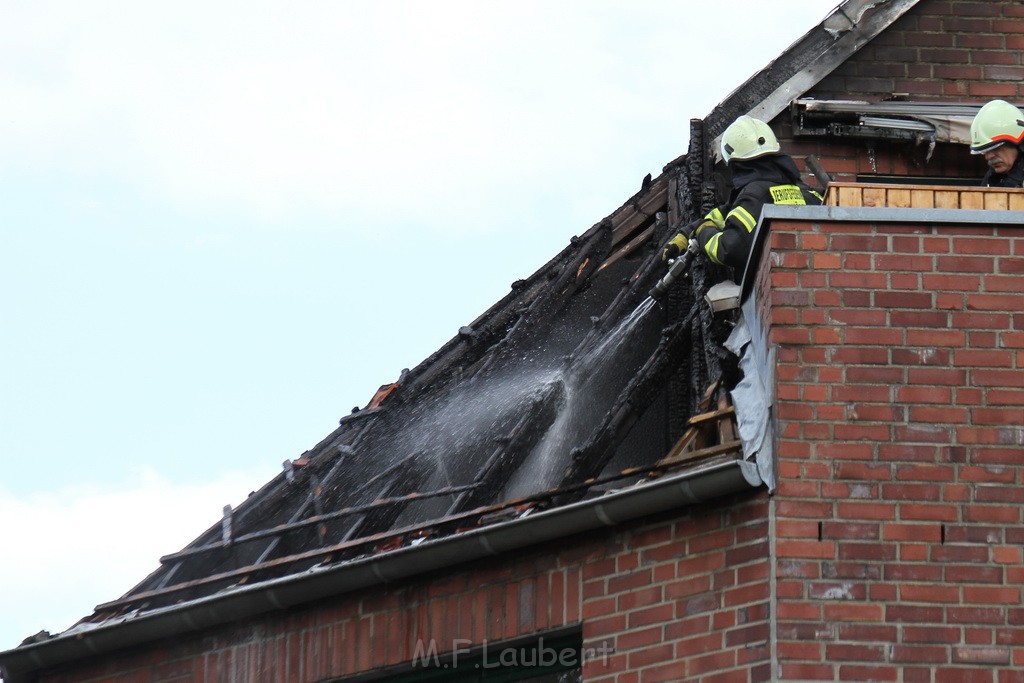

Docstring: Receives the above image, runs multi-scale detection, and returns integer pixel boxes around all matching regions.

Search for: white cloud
[0,465,274,652]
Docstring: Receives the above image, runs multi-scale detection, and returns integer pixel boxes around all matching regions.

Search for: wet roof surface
[75,172,748,625]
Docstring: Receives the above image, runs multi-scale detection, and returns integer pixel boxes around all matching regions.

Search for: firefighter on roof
[970,99,1024,188]
[663,115,822,272]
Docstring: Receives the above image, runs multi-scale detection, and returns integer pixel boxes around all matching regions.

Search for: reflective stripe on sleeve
[727,206,757,233]
[704,207,726,228]
[704,231,724,265]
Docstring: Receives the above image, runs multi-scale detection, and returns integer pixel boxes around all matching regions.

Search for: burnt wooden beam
[569,223,673,374]
[555,302,701,496]
[609,177,669,246]
[445,377,567,514]
[156,453,412,568]
[398,274,553,397]
[253,465,336,566]
[338,453,434,543]
[107,498,538,613]
[106,450,721,615]
[107,440,745,615]
[158,481,480,566]
[123,446,354,598]
[471,222,613,379]
[599,224,653,273]
[667,174,681,229]
[399,218,616,399]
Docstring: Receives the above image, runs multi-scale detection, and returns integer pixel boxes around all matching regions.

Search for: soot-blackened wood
[667,133,705,439]
[250,448,352,565]
[400,221,613,400]
[555,303,700,499]
[100,489,559,613]
[158,483,480,567]
[446,377,567,514]
[130,447,358,595]
[471,222,613,380]
[339,459,428,543]
[568,216,674,371]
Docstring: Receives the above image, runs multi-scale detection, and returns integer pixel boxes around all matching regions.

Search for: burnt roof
[1,0,924,678]
[86,172,723,618]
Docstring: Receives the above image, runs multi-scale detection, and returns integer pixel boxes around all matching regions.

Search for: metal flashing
[761,204,1024,225]
[792,99,999,148]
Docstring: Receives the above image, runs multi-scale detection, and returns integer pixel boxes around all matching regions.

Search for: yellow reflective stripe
[704,232,724,265]
[728,206,757,233]
[704,207,725,228]
[769,184,807,205]
[810,189,824,202]
[694,220,717,237]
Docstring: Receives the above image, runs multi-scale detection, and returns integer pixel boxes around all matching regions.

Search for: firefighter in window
[970,99,1024,188]
[663,115,822,272]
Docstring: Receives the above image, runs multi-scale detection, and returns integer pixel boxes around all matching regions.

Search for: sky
[0,0,840,655]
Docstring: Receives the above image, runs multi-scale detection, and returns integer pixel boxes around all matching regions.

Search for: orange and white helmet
[970,100,1024,154]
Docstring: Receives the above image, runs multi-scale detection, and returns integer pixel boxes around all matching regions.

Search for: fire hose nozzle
[649,240,699,301]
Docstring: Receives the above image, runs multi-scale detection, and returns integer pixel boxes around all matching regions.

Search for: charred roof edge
[705,0,923,143]
[0,460,761,682]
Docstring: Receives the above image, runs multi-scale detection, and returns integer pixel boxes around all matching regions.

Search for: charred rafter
[471,221,612,380]
[98,451,739,615]
[446,377,566,514]
[556,302,702,498]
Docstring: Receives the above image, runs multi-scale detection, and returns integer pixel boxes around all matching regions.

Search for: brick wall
[777,133,976,187]
[37,494,770,683]
[813,0,1024,102]
[764,214,1024,682]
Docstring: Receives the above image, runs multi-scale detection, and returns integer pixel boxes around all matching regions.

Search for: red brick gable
[764,208,1024,681]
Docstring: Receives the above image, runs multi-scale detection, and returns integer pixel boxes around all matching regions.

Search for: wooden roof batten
[95,450,747,615]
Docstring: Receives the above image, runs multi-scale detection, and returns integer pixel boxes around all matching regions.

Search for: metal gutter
[0,460,762,682]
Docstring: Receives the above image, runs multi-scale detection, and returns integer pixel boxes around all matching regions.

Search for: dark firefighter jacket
[982,145,1024,188]
[696,154,822,271]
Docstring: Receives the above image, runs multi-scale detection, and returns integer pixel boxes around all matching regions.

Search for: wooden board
[825,182,1024,210]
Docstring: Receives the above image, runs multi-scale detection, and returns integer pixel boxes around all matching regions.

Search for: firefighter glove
[662,233,689,262]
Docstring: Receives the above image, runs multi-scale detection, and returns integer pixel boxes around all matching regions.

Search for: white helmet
[970,100,1024,154]
[720,115,781,163]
